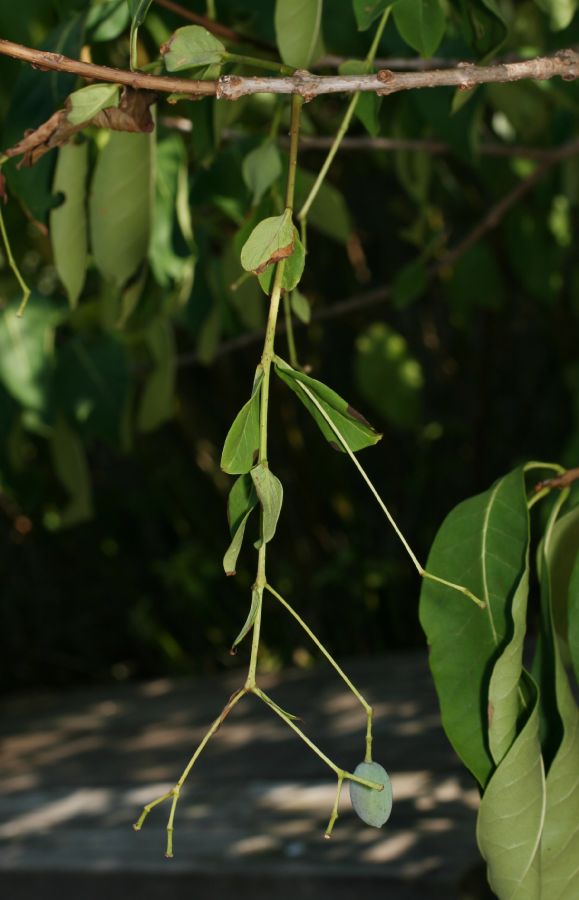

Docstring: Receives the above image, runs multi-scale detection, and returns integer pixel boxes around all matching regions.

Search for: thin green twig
[0,204,31,316]
[265,583,373,762]
[325,773,345,839]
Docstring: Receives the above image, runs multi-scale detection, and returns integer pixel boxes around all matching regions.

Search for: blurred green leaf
[87,0,130,42]
[149,133,196,287]
[454,0,507,57]
[533,0,577,30]
[294,169,352,243]
[161,25,226,71]
[339,59,382,136]
[50,414,93,526]
[137,318,176,433]
[127,0,153,67]
[353,0,394,30]
[569,555,579,684]
[354,323,423,429]
[290,289,311,323]
[50,142,89,308]
[274,0,323,68]
[242,141,282,206]
[67,83,120,125]
[393,0,446,57]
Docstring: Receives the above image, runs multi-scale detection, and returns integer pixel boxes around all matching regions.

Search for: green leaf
[419,467,529,786]
[539,505,579,654]
[273,355,381,453]
[393,0,446,57]
[534,0,578,30]
[127,0,154,67]
[476,676,544,900]
[242,141,282,206]
[88,1,131,43]
[55,334,130,444]
[294,169,352,244]
[349,761,393,827]
[67,83,120,125]
[353,0,394,30]
[232,585,262,650]
[274,0,323,68]
[251,463,283,547]
[456,0,507,58]
[220,367,263,474]
[161,25,226,71]
[50,142,89,308]
[0,294,64,417]
[240,210,295,275]
[89,131,153,288]
[223,474,258,576]
[137,319,176,434]
[257,228,305,295]
[569,555,579,684]
[50,415,93,527]
[149,134,196,287]
[290,289,311,324]
[354,323,424,429]
[338,60,382,136]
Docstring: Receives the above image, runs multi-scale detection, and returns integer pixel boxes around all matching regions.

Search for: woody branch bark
[0,39,578,98]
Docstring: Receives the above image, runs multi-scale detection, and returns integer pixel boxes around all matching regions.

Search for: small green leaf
[223,474,258,575]
[392,0,446,57]
[250,463,283,547]
[162,25,226,71]
[50,142,88,308]
[240,210,295,275]
[257,229,305,295]
[221,367,263,474]
[67,83,120,125]
[353,0,394,30]
[290,289,311,324]
[50,415,93,527]
[89,131,153,288]
[274,356,381,453]
[242,141,282,206]
[232,585,262,650]
[88,1,131,43]
[349,762,393,827]
[274,0,323,68]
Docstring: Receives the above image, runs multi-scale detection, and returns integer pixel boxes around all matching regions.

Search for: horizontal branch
[0,39,578,100]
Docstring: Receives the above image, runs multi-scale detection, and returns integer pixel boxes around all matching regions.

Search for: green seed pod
[349,761,393,828]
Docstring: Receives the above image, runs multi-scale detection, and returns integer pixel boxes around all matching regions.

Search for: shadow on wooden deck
[0,653,492,899]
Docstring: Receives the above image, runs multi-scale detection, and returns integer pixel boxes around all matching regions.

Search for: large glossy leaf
[476,676,544,900]
[539,512,579,898]
[223,474,258,576]
[274,0,323,68]
[240,210,295,275]
[50,143,89,309]
[274,356,381,453]
[89,131,153,288]
[251,463,283,547]
[220,367,263,474]
[393,0,446,57]
[137,319,176,434]
[419,467,529,786]
[55,334,130,445]
[50,415,93,527]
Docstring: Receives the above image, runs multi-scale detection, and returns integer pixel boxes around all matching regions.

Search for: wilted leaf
[162,25,226,71]
[251,463,283,547]
[258,229,305,295]
[274,355,381,452]
[50,142,88,308]
[240,210,295,275]
[349,761,393,827]
[274,0,323,68]
[221,366,263,474]
[419,467,529,787]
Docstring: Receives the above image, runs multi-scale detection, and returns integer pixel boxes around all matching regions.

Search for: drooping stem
[325,773,345,839]
[265,583,373,761]
[252,686,382,791]
[294,380,485,608]
[0,204,31,316]
[297,8,390,227]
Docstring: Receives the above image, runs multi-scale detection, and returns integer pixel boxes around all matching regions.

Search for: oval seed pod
[349,761,393,828]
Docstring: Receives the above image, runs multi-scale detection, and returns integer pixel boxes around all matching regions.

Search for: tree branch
[0,39,578,100]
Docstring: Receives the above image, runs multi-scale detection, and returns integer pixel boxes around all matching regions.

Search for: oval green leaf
[349,761,393,827]
[240,210,295,275]
[392,0,446,57]
[242,141,282,207]
[274,0,323,68]
[258,229,305,295]
[220,367,263,474]
[251,463,283,547]
[162,25,226,71]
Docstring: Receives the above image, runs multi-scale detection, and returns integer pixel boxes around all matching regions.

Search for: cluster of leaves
[421,468,579,898]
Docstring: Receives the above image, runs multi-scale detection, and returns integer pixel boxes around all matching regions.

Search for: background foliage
[2,0,579,691]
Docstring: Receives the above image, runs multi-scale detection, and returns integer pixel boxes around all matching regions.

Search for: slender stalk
[224,51,293,75]
[265,583,373,761]
[297,8,390,226]
[294,380,485,608]
[325,773,345,838]
[0,206,31,316]
[252,686,382,791]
